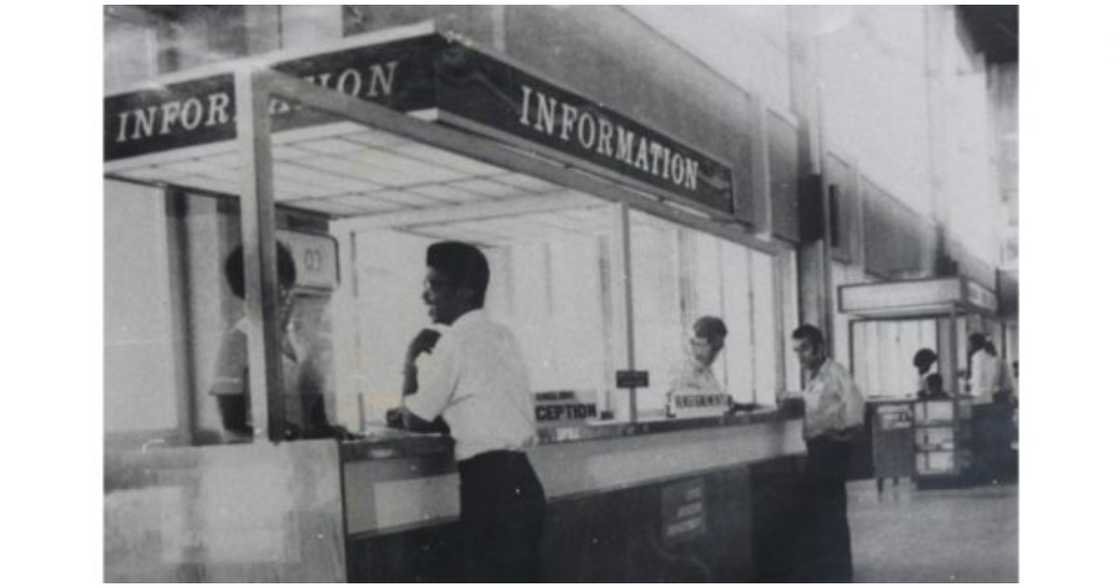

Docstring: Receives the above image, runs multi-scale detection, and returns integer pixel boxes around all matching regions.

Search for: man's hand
[385,406,449,435]
[405,328,441,365]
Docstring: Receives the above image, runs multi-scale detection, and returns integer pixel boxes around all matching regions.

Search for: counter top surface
[339,401,803,463]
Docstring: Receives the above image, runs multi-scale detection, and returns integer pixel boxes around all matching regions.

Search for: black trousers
[972,402,1015,481]
[799,437,855,582]
[457,450,546,581]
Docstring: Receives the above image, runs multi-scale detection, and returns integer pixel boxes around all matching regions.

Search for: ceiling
[107,120,620,244]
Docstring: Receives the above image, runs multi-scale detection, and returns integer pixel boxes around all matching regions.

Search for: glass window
[104,180,179,436]
[343,197,624,428]
[851,319,937,398]
[628,210,782,421]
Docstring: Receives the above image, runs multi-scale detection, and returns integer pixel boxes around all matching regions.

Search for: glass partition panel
[629,210,781,421]
[852,319,937,398]
[104,180,180,439]
[345,196,623,427]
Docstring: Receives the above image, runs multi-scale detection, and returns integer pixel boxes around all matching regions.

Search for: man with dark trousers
[790,324,865,581]
[387,241,546,581]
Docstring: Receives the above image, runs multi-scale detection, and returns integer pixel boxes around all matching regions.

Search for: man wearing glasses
[789,324,864,581]
[665,316,728,418]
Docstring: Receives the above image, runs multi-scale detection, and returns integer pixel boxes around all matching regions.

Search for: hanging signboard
[104,34,447,161]
[431,45,736,216]
[105,31,735,217]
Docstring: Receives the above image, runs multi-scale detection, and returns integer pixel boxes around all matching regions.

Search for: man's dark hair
[968,332,988,350]
[223,243,297,300]
[792,324,825,349]
[913,348,938,370]
[693,316,728,342]
[427,241,490,307]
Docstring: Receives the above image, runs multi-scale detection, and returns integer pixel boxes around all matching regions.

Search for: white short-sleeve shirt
[802,358,865,441]
[404,310,537,461]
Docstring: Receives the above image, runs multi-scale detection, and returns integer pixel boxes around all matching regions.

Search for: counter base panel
[346,454,805,581]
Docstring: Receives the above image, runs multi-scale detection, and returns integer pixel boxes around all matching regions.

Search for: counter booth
[838,276,1014,490]
[104,24,811,581]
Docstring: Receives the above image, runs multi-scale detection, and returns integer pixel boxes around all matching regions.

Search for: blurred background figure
[912,348,947,399]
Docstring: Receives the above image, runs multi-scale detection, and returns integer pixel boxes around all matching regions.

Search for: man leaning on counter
[788,324,865,581]
[386,241,546,581]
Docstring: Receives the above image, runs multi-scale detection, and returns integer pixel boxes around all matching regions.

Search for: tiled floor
[848,478,1019,582]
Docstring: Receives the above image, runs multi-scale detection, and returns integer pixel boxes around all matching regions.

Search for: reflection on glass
[629,210,780,420]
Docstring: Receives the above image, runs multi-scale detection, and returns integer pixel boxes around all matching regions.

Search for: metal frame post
[235,68,287,443]
[613,203,637,423]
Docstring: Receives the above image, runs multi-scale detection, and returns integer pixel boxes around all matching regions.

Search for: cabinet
[913,399,972,481]
[868,400,916,485]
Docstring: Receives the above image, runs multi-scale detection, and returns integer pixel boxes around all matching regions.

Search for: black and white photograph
[93,3,1036,582]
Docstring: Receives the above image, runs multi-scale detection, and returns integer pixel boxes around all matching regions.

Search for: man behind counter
[386,241,546,581]
[210,243,353,442]
[665,316,724,416]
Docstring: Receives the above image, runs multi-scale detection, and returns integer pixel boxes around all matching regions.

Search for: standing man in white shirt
[968,333,1002,405]
[790,324,864,581]
[387,241,546,581]
[967,333,1015,482]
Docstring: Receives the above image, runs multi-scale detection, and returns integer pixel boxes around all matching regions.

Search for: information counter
[343,405,805,580]
[106,405,810,581]
[103,23,807,582]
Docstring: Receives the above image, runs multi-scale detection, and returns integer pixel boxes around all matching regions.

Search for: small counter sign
[534,391,598,425]
[276,230,338,291]
[669,393,732,419]
[661,478,706,544]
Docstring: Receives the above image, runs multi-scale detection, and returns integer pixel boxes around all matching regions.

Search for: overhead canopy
[104,22,737,224]
[838,276,998,319]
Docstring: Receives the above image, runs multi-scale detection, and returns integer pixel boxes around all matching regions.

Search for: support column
[235,69,286,442]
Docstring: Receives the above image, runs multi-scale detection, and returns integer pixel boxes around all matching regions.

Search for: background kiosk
[104,24,807,581]
[839,276,1003,489]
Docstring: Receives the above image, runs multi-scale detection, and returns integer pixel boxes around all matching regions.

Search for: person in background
[209,243,349,442]
[788,324,864,581]
[386,241,546,581]
[912,347,941,399]
[968,333,1015,482]
[967,333,1001,405]
[665,316,727,417]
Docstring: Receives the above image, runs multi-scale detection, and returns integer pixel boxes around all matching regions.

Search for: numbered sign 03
[276,230,338,291]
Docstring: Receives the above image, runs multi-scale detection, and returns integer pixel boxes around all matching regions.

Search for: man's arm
[386,405,450,434]
[388,329,455,433]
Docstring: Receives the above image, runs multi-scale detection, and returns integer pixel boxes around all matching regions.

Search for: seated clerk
[386,241,546,580]
[665,316,727,417]
[663,316,759,417]
[209,243,352,442]
[913,348,946,400]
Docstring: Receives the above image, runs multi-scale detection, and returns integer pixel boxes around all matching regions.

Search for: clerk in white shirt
[968,333,1003,405]
[388,241,545,581]
[967,333,1015,482]
[665,316,728,417]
